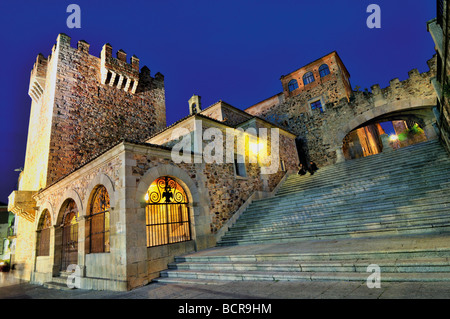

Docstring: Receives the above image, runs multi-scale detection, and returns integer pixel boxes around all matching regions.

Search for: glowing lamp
[389,134,398,141]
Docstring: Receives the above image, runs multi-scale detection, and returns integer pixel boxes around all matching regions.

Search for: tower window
[288,79,299,92]
[319,64,330,77]
[310,100,324,113]
[303,72,315,85]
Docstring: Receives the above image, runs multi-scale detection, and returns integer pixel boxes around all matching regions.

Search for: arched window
[37,210,51,256]
[303,72,315,85]
[288,79,299,92]
[86,186,110,253]
[61,200,79,271]
[145,176,191,247]
[319,64,330,77]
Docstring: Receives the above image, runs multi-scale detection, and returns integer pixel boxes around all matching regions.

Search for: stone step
[274,168,450,200]
[222,213,450,240]
[225,208,450,236]
[43,271,76,290]
[295,141,445,173]
[156,269,450,283]
[279,158,450,193]
[168,258,450,273]
[258,172,450,206]
[175,247,450,263]
[230,196,450,230]
[218,222,450,246]
[242,186,450,218]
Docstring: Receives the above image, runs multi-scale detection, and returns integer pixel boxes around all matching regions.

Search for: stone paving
[1,271,449,299]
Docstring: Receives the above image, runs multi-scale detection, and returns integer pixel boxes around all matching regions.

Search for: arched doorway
[342,113,431,160]
[60,200,78,271]
[144,176,191,247]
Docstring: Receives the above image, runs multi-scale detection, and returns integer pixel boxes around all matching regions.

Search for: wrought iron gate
[61,200,78,271]
[145,176,191,247]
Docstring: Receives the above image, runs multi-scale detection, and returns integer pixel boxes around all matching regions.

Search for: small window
[310,100,324,113]
[319,64,330,77]
[234,156,247,178]
[288,79,299,92]
[303,72,315,85]
[280,160,286,172]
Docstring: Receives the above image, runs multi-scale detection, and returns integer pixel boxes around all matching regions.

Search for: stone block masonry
[23,33,167,190]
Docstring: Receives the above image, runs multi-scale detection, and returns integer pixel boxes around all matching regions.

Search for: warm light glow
[389,134,398,141]
[144,192,149,202]
[249,141,265,155]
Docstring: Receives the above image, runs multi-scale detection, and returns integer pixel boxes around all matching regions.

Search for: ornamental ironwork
[145,176,191,247]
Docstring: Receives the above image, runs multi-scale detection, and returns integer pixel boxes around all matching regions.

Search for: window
[86,186,110,253]
[280,160,286,172]
[288,79,299,92]
[303,72,315,85]
[234,155,247,178]
[145,176,191,247]
[37,210,51,257]
[310,100,324,113]
[319,64,330,77]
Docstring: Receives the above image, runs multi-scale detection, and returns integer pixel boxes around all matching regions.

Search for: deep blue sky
[0,0,436,203]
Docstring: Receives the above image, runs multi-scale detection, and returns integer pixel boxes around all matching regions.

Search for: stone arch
[36,200,54,228]
[136,164,207,243]
[335,98,437,145]
[55,189,83,225]
[136,164,200,208]
[83,172,116,214]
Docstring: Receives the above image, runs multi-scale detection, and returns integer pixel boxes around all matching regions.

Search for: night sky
[0,0,436,203]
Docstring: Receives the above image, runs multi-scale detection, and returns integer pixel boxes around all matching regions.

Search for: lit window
[310,100,324,113]
[288,79,299,92]
[234,155,247,178]
[37,210,51,257]
[319,64,330,77]
[145,176,191,247]
[303,72,315,85]
[86,186,110,253]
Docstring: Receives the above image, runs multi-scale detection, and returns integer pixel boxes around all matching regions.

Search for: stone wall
[24,34,167,189]
[248,56,438,167]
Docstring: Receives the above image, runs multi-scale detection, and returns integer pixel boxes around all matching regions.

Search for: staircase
[154,140,450,285]
[44,271,77,290]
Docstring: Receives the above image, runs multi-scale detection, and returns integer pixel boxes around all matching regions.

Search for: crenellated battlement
[28,53,48,102]
[52,33,163,95]
[100,43,141,93]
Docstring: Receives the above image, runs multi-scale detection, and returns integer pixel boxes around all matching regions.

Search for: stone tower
[20,33,167,191]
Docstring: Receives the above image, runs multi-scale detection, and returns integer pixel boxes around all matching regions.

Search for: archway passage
[343,117,430,160]
[60,200,78,271]
[145,176,191,247]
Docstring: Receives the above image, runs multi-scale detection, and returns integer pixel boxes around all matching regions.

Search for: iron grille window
[37,210,51,256]
[145,176,191,247]
[319,64,330,77]
[86,186,110,254]
[288,79,299,92]
[303,72,315,85]
[311,100,324,113]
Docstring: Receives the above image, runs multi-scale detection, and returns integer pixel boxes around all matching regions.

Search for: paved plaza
[1,271,449,299]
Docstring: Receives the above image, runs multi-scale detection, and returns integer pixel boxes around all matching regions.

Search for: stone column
[335,147,345,163]
[76,215,87,277]
[423,120,438,140]
[52,225,62,275]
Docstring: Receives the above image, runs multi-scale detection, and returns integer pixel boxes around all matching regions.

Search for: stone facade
[21,34,166,192]
[246,52,439,167]
[8,34,299,290]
